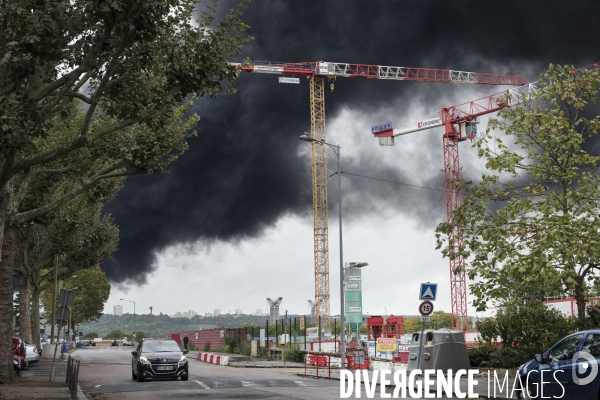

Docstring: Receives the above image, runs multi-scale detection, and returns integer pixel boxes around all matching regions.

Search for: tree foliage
[0,0,250,380]
[470,304,574,368]
[436,64,600,317]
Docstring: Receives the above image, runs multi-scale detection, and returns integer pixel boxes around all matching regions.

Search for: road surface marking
[241,381,256,387]
[95,385,102,388]
[194,380,210,389]
[294,381,306,386]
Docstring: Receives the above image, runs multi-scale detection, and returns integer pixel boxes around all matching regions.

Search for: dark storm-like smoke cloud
[102,0,600,283]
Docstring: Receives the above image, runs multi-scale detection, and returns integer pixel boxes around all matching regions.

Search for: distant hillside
[77,313,276,337]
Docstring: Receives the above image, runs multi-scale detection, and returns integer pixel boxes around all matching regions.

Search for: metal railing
[66,355,80,400]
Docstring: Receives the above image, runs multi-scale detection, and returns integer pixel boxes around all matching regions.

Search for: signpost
[416,284,436,371]
[419,283,438,301]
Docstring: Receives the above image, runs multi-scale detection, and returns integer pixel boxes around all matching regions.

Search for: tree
[16,180,120,348]
[436,64,600,318]
[105,330,127,340]
[41,266,111,332]
[0,0,250,379]
[470,304,574,368]
[403,317,420,333]
[83,332,98,340]
[430,311,453,330]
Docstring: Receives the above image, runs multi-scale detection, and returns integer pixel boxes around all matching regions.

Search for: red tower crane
[234,60,528,328]
[371,62,600,331]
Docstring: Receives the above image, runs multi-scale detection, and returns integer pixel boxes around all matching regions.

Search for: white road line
[241,381,256,387]
[294,381,306,386]
[194,380,210,389]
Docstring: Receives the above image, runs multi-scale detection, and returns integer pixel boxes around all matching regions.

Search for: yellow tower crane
[235,60,528,327]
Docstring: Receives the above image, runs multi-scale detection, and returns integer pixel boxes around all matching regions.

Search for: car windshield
[142,340,181,352]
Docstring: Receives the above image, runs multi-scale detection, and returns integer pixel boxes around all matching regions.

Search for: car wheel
[517,379,534,400]
[136,365,145,382]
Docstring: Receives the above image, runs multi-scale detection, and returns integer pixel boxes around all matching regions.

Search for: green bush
[285,347,304,363]
[203,341,211,351]
[239,340,251,356]
[470,303,575,369]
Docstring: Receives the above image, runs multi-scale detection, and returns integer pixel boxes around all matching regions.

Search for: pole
[49,302,67,381]
[318,315,321,353]
[50,255,58,344]
[337,145,346,368]
[133,301,136,338]
[284,310,287,365]
[149,306,153,338]
[416,320,425,372]
[334,320,337,353]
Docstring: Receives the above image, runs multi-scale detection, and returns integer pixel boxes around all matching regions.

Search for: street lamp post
[120,298,136,339]
[299,133,348,367]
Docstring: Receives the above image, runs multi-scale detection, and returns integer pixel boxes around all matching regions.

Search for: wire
[208,170,442,231]
[341,171,445,192]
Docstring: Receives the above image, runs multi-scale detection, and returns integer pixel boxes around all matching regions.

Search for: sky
[101,0,600,320]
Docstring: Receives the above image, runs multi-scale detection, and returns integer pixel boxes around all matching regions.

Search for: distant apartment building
[235,309,242,316]
[170,311,182,318]
[113,305,123,316]
[188,310,198,318]
[182,311,190,318]
[256,309,263,316]
[214,309,220,316]
[205,312,213,317]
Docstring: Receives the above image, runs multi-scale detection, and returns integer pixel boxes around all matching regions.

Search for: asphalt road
[71,347,343,399]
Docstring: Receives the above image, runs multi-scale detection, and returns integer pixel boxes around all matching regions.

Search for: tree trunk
[31,281,41,352]
[18,275,32,343]
[31,266,42,350]
[575,282,587,320]
[0,180,16,382]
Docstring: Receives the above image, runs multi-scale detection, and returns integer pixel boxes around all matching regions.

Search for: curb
[77,383,89,400]
[197,352,229,366]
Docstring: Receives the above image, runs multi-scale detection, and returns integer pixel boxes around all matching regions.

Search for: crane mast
[236,60,528,328]
[310,76,330,324]
[372,62,599,331]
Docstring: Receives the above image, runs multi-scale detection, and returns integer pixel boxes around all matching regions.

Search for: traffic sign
[419,301,434,316]
[419,283,438,301]
[420,316,431,322]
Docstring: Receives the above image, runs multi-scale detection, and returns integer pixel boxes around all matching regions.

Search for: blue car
[517,329,600,399]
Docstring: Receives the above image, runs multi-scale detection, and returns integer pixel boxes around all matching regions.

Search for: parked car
[24,342,40,364]
[131,339,188,382]
[517,329,600,400]
[122,337,134,347]
[12,337,28,371]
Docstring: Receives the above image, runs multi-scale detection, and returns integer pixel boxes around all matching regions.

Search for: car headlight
[178,355,187,366]
[139,356,151,365]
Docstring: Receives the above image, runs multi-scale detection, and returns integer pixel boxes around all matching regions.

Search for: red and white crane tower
[371,62,600,331]
[234,60,528,327]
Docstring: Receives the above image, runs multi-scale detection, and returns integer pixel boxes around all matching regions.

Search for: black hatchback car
[131,339,189,382]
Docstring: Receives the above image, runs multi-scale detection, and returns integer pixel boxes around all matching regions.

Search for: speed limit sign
[419,301,434,316]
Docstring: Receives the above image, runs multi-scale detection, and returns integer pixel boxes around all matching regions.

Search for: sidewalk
[228,359,305,368]
[0,357,88,400]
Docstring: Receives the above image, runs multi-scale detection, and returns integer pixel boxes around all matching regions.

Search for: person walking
[183,334,189,350]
